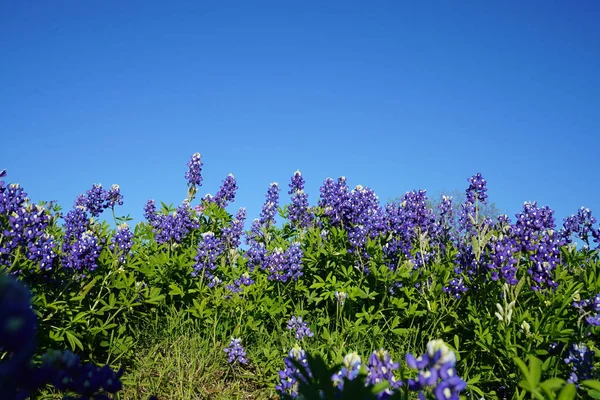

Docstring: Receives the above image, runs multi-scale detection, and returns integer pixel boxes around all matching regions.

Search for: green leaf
[528,355,542,388]
[540,378,566,392]
[65,330,83,351]
[582,381,600,392]
[557,384,576,400]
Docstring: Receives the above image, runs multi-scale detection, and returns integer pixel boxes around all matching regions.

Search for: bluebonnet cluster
[331,352,361,391]
[213,174,238,208]
[318,177,351,226]
[143,200,158,225]
[485,235,520,284]
[365,349,403,399]
[286,316,314,340]
[383,190,438,271]
[105,184,124,209]
[346,185,385,251]
[561,207,599,248]
[457,202,477,236]
[27,233,58,271]
[564,343,596,385]
[110,223,134,264]
[191,232,223,285]
[259,182,280,227]
[225,272,254,293]
[512,202,561,290]
[405,340,467,400]
[277,343,464,399]
[74,183,123,218]
[221,208,246,249]
[223,338,248,365]
[0,171,58,271]
[62,230,103,272]
[74,184,106,218]
[1,204,55,270]
[573,293,600,326]
[261,243,304,283]
[465,173,487,204]
[275,345,311,398]
[288,171,314,229]
[245,239,267,272]
[185,152,203,187]
[442,277,468,299]
[144,200,200,245]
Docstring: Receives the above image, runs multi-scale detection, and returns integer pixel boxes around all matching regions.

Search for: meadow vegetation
[1,155,599,399]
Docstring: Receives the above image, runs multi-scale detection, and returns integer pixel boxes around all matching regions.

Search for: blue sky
[1,1,599,228]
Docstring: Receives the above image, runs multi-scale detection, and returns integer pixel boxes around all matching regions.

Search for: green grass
[119,308,275,400]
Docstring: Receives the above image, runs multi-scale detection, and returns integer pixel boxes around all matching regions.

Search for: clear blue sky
[1,1,599,228]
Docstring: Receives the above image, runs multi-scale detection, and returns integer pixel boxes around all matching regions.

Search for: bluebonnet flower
[151,200,200,245]
[457,202,477,235]
[564,343,596,384]
[465,173,487,204]
[245,239,266,272]
[383,190,439,271]
[346,185,385,251]
[185,152,203,187]
[226,272,254,293]
[105,184,124,209]
[275,345,311,398]
[405,340,466,400]
[110,223,134,264]
[221,208,246,249]
[259,182,280,227]
[573,293,600,326]
[288,171,314,229]
[63,231,102,271]
[366,349,402,399]
[143,199,158,225]
[1,204,53,269]
[74,184,107,218]
[0,179,27,215]
[486,236,520,284]
[443,277,468,299]
[286,316,314,340]
[262,244,304,282]
[509,201,562,291]
[332,352,362,390]
[26,233,58,271]
[192,232,223,285]
[561,207,597,245]
[223,338,248,365]
[214,174,238,208]
[319,176,351,226]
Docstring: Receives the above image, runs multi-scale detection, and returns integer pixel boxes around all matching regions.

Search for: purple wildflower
[185,153,203,187]
[286,316,314,340]
[214,174,237,208]
[288,171,314,229]
[465,173,487,204]
[110,224,134,264]
[275,345,311,398]
[192,232,223,284]
[259,182,280,227]
[223,338,248,365]
[332,352,362,390]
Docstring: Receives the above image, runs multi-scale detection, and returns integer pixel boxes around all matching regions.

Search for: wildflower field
[1,154,600,400]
